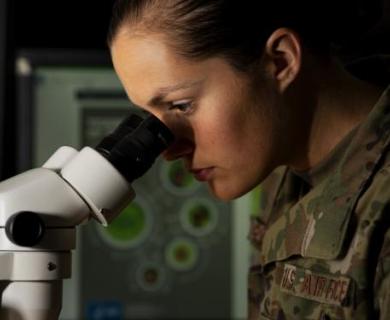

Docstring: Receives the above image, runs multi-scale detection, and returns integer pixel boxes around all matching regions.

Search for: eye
[169,100,194,114]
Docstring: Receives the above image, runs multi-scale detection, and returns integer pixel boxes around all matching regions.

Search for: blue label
[86,300,123,320]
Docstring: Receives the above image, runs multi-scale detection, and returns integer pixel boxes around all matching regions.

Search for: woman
[108,0,389,319]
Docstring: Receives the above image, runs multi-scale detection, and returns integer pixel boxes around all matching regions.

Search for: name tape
[279,264,351,306]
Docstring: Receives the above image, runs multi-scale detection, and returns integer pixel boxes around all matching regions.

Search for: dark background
[11,1,114,49]
[1,1,115,179]
[1,0,390,179]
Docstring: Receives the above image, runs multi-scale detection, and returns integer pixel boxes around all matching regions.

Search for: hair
[107,0,382,72]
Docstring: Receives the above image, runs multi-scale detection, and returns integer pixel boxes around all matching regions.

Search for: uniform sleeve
[374,226,390,320]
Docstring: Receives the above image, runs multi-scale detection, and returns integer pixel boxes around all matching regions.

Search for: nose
[163,137,194,161]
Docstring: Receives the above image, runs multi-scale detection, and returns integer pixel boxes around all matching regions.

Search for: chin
[207,173,264,201]
[207,181,249,201]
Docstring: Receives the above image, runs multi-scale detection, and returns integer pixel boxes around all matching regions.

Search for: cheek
[194,96,247,144]
[192,114,234,151]
[206,104,277,169]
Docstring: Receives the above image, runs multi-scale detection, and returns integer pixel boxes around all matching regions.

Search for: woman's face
[111,31,284,200]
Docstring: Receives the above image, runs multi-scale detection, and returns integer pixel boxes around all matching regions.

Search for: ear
[263,28,302,92]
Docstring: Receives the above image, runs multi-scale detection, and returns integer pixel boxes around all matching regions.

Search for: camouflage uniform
[248,57,390,320]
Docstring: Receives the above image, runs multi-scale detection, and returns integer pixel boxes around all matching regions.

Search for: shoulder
[356,150,390,220]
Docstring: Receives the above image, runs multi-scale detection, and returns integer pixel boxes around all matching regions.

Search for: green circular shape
[168,161,194,188]
[161,160,201,195]
[136,263,166,291]
[189,204,211,229]
[166,239,199,271]
[104,202,146,242]
[180,199,218,237]
[143,267,159,285]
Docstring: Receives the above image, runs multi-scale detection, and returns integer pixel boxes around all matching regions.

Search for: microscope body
[0,112,173,320]
[0,146,135,320]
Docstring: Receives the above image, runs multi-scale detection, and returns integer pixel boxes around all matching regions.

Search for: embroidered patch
[279,264,351,306]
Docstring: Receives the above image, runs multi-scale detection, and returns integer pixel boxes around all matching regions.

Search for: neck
[287,58,383,171]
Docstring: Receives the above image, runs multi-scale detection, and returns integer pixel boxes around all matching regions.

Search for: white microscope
[0,113,174,320]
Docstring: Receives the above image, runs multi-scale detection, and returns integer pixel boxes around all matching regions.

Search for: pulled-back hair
[107,0,382,71]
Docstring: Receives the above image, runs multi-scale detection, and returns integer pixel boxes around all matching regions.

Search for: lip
[190,167,214,181]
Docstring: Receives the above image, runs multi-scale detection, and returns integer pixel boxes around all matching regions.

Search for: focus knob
[5,211,45,246]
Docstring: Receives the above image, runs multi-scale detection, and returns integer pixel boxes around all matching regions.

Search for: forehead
[111,32,200,104]
[110,31,243,107]
[112,30,183,74]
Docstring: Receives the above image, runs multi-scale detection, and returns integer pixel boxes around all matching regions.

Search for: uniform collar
[291,125,359,188]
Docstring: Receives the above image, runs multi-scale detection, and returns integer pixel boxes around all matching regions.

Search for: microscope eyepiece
[95,113,144,157]
[96,113,174,182]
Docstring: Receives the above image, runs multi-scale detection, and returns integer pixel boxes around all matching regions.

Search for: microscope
[0,112,174,320]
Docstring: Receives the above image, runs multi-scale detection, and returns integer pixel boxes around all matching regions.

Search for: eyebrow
[147,80,204,106]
